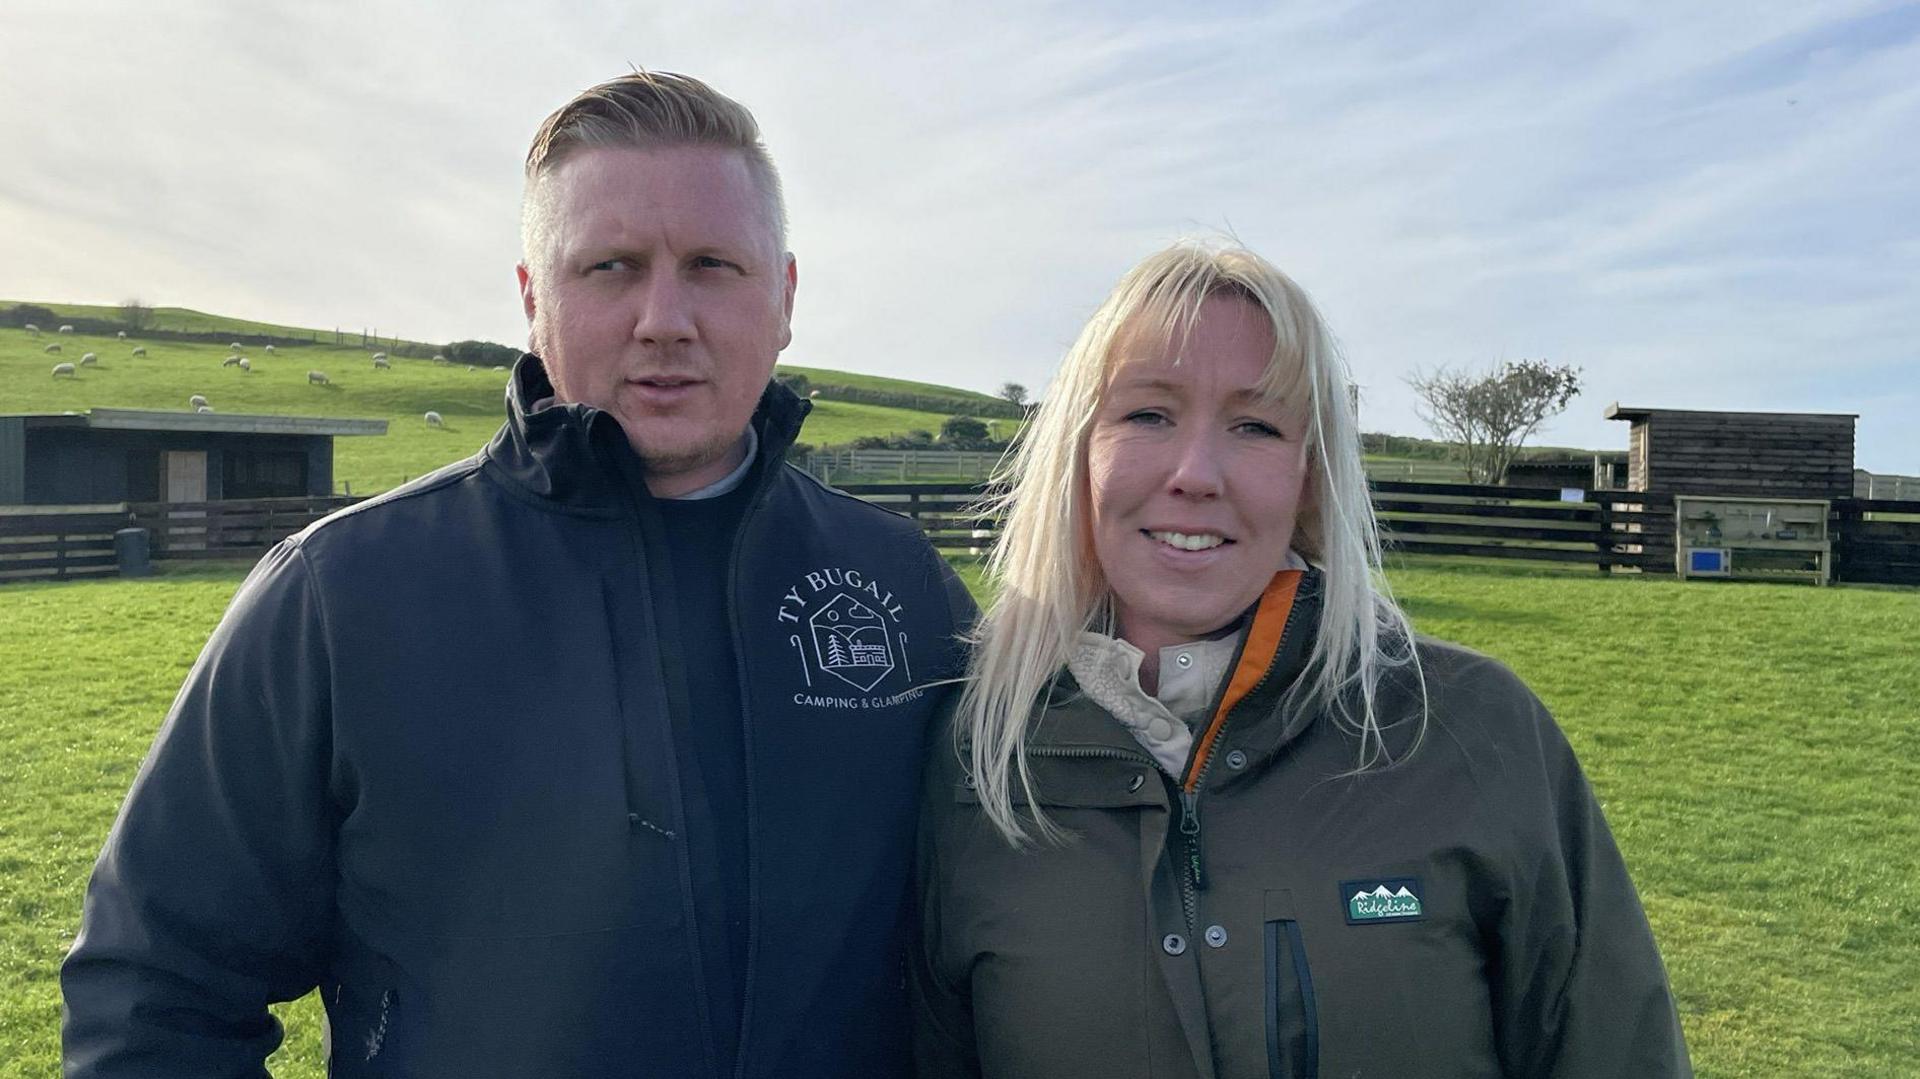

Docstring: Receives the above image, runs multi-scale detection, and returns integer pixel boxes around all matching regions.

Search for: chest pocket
[1264,889,1320,1079]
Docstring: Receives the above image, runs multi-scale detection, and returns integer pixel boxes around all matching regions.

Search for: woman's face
[1086,293,1310,654]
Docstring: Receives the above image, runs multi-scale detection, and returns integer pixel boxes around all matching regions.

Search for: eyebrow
[1109,376,1274,405]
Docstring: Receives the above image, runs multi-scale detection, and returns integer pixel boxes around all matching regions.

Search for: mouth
[1144,529,1231,552]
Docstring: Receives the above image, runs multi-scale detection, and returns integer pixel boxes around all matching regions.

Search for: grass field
[1,557,1914,1075]
[4,302,436,348]
[0,327,967,493]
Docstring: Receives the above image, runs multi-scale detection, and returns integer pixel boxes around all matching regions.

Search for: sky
[3,0,1915,471]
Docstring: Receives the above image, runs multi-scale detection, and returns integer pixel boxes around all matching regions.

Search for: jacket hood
[483,353,812,512]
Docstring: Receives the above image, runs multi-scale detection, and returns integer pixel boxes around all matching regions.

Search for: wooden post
[1596,498,1613,574]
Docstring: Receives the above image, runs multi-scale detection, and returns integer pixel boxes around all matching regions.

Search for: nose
[1165,427,1224,499]
[631,272,697,348]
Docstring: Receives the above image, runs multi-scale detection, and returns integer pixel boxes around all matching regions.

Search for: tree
[939,415,992,449]
[1406,359,1582,485]
[118,299,154,332]
[996,382,1028,407]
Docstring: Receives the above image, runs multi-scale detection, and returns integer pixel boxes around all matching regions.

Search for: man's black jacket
[62,358,975,1077]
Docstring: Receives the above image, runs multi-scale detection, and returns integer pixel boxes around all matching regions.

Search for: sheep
[424,410,444,427]
[51,362,76,378]
[230,341,243,350]
[371,351,388,362]
[197,405,214,414]
[44,342,61,354]
[116,330,127,339]
[80,352,98,366]
[189,394,209,409]
[492,365,506,371]
[372,356,391,370]
[263,344,275,354]
[58,324,74,333]
[24,323,39,334]
[238,358,251,371]
[222,355,243,367]
[432,353,447,364]
[466,365,475,372]
[131,346,147,357]
[307,370,330,385]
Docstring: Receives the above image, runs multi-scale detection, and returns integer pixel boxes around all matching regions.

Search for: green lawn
[1,327,965,494]
[2,557,1915,1076]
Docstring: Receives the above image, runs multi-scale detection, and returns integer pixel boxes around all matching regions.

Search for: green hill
[1,312,987,495]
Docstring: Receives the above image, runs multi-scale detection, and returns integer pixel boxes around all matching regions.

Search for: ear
[516,263,537,324]
[775,253,797,352]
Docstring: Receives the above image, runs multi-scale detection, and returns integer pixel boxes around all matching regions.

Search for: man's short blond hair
[520,71,787,270]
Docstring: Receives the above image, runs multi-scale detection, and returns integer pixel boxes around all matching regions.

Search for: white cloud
[2,0,1913,469]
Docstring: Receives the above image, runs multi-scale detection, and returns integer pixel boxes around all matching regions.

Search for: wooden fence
[1832,498,1920,585]
[0,506,128,582]
[840,480,1680,571]
[1,486,1914,586]
[0,497,357,582]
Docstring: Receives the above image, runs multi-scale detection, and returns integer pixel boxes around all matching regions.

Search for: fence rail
[2,485,1914,586]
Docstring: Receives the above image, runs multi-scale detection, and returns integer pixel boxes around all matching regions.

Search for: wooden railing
[1,485,1913,586]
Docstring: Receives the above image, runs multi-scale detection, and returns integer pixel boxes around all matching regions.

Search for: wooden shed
[1604,404,1856,498]
[0,408,386,506]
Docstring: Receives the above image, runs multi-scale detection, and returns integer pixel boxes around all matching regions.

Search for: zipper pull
[1179,789,1208,891]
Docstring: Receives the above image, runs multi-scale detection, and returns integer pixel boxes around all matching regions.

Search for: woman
[913,241,1690,1077]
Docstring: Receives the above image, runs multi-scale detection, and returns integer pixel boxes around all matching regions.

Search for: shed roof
[1604,403,1858,423]
[2,408,387,436]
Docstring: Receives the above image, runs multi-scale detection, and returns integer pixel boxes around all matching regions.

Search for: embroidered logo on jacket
[777,567,923,708]
[1341,877,1425,924]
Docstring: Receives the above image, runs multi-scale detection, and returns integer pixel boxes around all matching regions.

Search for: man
[62,72,974,1078]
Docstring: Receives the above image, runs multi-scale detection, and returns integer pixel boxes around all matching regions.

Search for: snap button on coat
[1161,934,1187,956]
[1204,925,1227,948]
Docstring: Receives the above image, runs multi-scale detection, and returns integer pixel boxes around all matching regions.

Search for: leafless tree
[118,299,154,332]
[1406,359,1582,484]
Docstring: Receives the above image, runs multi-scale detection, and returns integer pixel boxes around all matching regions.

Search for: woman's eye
[1236,420,1284,437]
[1123,409,1169,426]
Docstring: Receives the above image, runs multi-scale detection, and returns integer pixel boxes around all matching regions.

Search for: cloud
[2,0,1913,469]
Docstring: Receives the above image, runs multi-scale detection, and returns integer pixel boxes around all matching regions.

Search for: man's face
[518,144,796,496]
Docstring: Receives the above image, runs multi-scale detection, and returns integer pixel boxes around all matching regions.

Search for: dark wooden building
[1504,452,1629,491]
[1604,404,1856,498]
[0,408,386,506]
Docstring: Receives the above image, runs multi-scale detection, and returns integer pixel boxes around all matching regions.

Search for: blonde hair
[959,239,1424,844]
[520,70,787,269]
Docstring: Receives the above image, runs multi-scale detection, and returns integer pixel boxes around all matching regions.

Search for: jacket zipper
[727,446,788,1079]
[1174,594,1308,932]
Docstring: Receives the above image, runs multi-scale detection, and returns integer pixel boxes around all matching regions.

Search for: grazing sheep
[44,342,61,354]
[373,356,391,370]
[238,358,251,371]
[424,410,444,427]
[432,353,447,363]
[189,394,209,409]
[58,324,74,333]
[230,341,243,350]
[466,365,475,372]
[25,323,39,334]
[80,352,98,366]
[371,351,388,361]
[131,346,147,357]
[197,405,214,414]
[264,344,275,354]
[116,330,127,339]
[51,362,76,378]
[222,356,243,367]
[492,365,506,371]
[307,370,330,385]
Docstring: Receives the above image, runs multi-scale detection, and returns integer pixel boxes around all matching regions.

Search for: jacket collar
[1025,568,1326,767]
[482,353,812,513]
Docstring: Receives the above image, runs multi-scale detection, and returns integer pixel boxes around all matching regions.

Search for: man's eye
[692,255,737,271]
[589,258,633,272]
